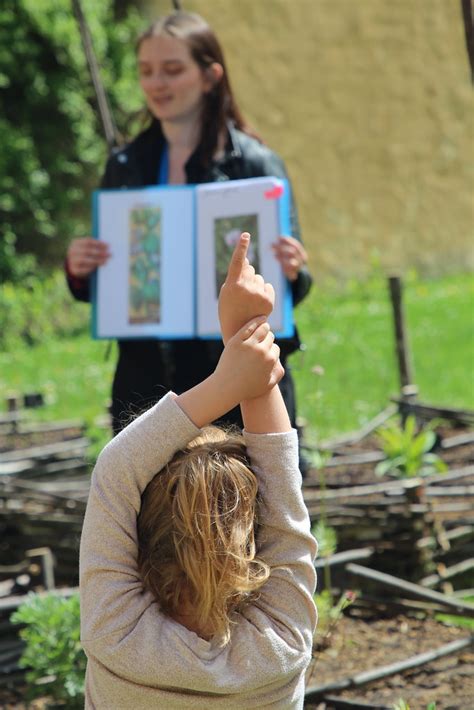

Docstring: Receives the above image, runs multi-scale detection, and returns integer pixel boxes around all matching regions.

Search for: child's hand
[218,233,275,344]
[214,316,284,403]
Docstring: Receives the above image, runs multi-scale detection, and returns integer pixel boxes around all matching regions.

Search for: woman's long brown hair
[137,11,259,167]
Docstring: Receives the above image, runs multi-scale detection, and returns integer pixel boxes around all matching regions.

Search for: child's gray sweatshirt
[80,392,317,709]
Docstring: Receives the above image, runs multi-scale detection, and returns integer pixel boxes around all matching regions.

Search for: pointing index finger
[227,232,250,281]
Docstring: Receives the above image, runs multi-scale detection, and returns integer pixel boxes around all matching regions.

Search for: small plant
[313,589,356,649]
[10,592,86,708]
[393,701,410,710]
[376,415,447,478]
[311,518,356,648]
[312,519,337,602]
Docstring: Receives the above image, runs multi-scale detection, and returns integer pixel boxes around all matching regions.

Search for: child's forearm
[240,385,291,435]
[177,318,282,429]
[175,375,239,429]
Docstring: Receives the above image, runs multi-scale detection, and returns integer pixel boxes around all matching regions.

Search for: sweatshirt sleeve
[80,392,200,644]
[241,430,317,653]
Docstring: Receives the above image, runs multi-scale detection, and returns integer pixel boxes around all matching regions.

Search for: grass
[291,271,474,444]
[1,272,473,455]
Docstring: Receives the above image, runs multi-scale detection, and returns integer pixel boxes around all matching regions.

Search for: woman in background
[66,11,312,463]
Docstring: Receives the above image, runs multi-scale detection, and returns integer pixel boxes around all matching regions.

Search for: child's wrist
[207,371,240,412]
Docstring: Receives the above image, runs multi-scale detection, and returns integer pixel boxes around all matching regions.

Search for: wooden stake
[388,276,417,399]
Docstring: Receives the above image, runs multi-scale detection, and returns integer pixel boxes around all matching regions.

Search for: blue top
[158,144,169,185]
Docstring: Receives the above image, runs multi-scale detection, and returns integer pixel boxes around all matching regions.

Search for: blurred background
[1,0,473,443]
[1,0,473,280]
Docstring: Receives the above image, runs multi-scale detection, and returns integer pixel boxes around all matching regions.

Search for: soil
[305,614,474,710]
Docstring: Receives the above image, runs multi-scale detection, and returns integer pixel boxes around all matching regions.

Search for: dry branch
[321,695,391,710]
[314,548,374,569]
[346,563,474,616]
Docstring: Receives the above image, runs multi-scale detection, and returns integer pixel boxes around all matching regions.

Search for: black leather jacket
[67,121,312,431]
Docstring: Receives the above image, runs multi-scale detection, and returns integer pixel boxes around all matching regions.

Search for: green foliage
[436,596,474,630]
[1,272,472,459]
[0,0,143,279]
[0,270,88,349]
[393,701,411,710]
[312,519,337,604]
[312,520,337,559]
[10,592,86,707]
[375,415,448,478]
[314,589,356,644]
[292,271,474,443]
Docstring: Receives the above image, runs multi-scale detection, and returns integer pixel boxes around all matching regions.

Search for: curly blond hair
[137,426,269,643]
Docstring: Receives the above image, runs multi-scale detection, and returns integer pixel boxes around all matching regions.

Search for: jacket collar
[124,120,243,185]
[184,121,242,183]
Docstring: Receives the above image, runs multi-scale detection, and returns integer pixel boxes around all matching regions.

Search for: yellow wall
[145,0,473,282]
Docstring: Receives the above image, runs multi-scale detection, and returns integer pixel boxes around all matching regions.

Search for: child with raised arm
[80,233,317,709]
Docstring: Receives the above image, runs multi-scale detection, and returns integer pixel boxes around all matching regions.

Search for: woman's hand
[271,235,308,282]
[218,232,275,344]
[66,238,111,278]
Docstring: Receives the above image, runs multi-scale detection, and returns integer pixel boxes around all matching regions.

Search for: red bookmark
[264,185,284,200]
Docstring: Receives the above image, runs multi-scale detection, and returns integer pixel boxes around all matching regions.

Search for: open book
[92,176,294,340]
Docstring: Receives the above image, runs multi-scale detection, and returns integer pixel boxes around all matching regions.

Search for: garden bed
[305,614,474,709]
[0,399,473,707]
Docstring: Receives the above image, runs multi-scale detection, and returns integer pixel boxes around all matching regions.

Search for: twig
[345,563,474,617]
[316,405,398,451]
[322,695,391,710]
[314,548,374,569]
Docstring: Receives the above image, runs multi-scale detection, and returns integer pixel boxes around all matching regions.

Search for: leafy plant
[10,592,86,707]
[314,589,356,648]
[312,519,337,559]
[375,415,447,478]
[312,515,337,603]
[311,517,356,648]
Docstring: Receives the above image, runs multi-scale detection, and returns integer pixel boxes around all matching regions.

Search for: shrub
[0,270,88,349]
[10,592,85,708]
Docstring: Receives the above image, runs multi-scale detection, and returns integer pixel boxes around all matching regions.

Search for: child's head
[137,426,269,641]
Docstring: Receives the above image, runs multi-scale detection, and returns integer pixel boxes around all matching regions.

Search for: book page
[196,177,293,338]
[93,186,194,339]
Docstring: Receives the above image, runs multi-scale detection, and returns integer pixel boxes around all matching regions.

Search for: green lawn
[292,272,474,443]
[1,272,473,453]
